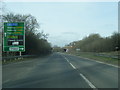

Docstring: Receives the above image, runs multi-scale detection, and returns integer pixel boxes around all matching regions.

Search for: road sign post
[3,22,25,52]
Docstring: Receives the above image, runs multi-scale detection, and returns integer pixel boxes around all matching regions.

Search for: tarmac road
[2,52,119,88]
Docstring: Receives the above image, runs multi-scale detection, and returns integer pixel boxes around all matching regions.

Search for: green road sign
[3,22,25,52]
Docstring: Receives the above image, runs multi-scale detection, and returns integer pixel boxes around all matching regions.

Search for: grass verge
[2,53,52,65]
[2,57,37,65]
[67,51,119,67]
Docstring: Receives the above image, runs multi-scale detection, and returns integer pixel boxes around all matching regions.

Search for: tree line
[2,13,52,56]
[67,32,120,52]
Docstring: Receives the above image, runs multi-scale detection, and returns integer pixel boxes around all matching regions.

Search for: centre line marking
[80,73,97,89]
[65,57,69,62]
[61,54,97,89]
[63,56,76,69]
[69,63,76,69]
[62,54,97,89]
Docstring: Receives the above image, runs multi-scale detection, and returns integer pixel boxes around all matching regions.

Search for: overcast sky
[3,1,118,47]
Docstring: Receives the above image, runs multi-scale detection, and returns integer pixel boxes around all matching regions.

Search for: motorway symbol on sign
[3,22,25,52]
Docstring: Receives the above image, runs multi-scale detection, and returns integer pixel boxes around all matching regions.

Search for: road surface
[2,52,119,88]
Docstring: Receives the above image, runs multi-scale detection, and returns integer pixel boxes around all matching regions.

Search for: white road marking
[67,59,69,63]
[69,63,76,69]
[62,55,76,69]
[61,54,97,89]
[81,57,120,68]
[93,60,119,68]
[80,73,97,89]
[65,57,69,63]
[61,52,119,68]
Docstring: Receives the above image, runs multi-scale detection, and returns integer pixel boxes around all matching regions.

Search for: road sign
[3,22,25,52]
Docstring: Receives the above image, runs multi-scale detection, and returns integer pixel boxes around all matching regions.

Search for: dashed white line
[67,59,69,63]
[63,56,76,69]
[69,63,76,69]
[80,73,96,89]
[65,57,69,63]
[62,55,97,89]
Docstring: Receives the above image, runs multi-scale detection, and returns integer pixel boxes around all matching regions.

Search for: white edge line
[82,57,120,68]
[64,53,119,68]
[80,73,96,88]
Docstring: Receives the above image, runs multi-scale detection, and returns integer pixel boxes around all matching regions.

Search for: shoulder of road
[59,52,120,68]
